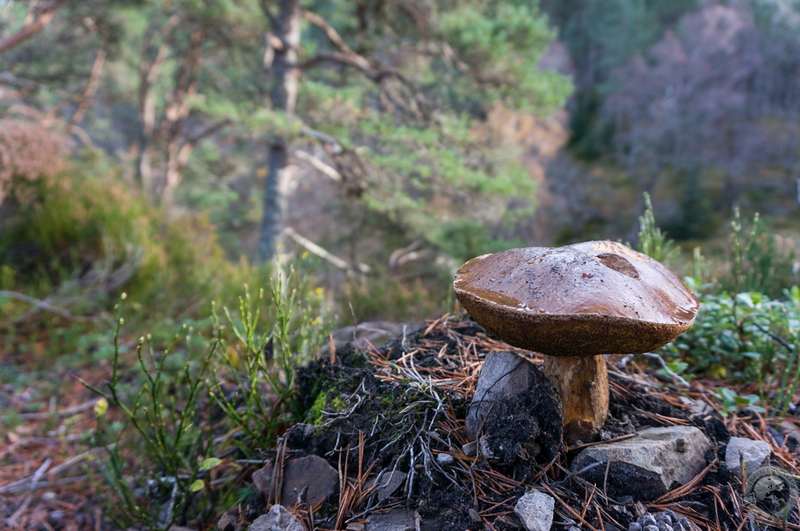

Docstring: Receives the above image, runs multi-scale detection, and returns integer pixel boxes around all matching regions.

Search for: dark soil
[224,314,800,531]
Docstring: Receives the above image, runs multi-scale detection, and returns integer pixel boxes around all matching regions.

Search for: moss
[306,391,329,426]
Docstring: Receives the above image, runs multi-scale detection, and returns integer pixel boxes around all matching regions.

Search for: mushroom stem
[541,354,609,444]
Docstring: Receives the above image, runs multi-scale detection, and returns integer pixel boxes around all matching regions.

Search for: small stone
[368,470,407,501]
[514,490,555,531]
[253,455,338,508]
[249,505,305,531]
[644,526,659,531]
[675,518,691,531]
[466,351,540,439]
[629,524,642,531]
[436,453,454,467]
[217,512,236,531]
[572,426,711,500]
[462,441,477,457]
[725,437,771,478]
[365,508,417,531]
[478,435,495,459]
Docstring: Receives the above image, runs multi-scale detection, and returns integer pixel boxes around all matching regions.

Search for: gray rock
[217,511,236,531]
[436,452,454,467]
[572,426,711,501]
[249,505,305,531]
[779,421,800,452]
[461,441,477,457]
[365,508,417,531]
[466,351,539,439]
[253,455,338,508]
[725,436,771,478]
[365,470,407,501]
[514,490,555,531]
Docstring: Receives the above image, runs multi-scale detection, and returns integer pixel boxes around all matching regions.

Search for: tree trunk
[161,28,202,204]
[258,0,301,263]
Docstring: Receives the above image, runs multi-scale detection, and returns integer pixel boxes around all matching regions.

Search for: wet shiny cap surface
[453,241,699,356]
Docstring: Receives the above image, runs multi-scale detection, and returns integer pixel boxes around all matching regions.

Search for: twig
[283,227,370,273]
[550,461,603,487]
[540,484,599,531]
[655,460,717,504]
[294,149,342,182]
[0,457,52,494]
[1,398,101,422]
[0,290,100,325]
[639,352,691,387]
[0,474,103,494]
[752,321,794,351]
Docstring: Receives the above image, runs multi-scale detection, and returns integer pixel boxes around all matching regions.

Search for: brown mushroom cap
[453,241,699,357]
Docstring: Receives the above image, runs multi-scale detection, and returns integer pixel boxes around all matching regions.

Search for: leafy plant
[636,192,678,266]
[722,209,797,297]
[714,387,765,417]
[85,264,333,529]
[662,288,800,415]
[212,268,334,452]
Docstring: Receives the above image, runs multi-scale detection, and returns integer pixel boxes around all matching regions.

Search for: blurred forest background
[3,3,800,527]
[2,0,800,331]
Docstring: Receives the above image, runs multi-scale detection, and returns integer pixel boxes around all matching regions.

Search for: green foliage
[721,209,796,298]
[86,267,333,529]
[84,300,221,530]
[714,387,765,416]
[663,287,800,415]
[636,192,678,266]
[342,267,453,323]
[0,161,226,321]
[213,272,334,450]
[437,1,572,113]
[662,168,716,241]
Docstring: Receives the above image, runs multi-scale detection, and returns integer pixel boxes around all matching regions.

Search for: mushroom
[453,240,699,444]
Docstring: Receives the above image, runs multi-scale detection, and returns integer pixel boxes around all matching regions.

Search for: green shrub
[87,266,333,529]
[662,286,800,415]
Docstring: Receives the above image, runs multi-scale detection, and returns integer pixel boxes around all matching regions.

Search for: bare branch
[300,10,360,59]
[0,1,68,53]
[295,51,395,83]
[283,227,370,273]
[294,149,342,182]
[69,48,106,127]
[185,119,232,148]
[0,399,102,422]
[299,126,343,153]
[294,52,430,121]
[0,290,99,325]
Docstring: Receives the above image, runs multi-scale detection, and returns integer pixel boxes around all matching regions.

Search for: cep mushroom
[453,240,699,444]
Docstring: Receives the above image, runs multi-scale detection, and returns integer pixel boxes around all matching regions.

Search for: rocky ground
[222,315,800,531]
[3,315,800,530]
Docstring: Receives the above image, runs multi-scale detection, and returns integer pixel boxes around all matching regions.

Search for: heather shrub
[0,150,308,331]
[0,120,68,207]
